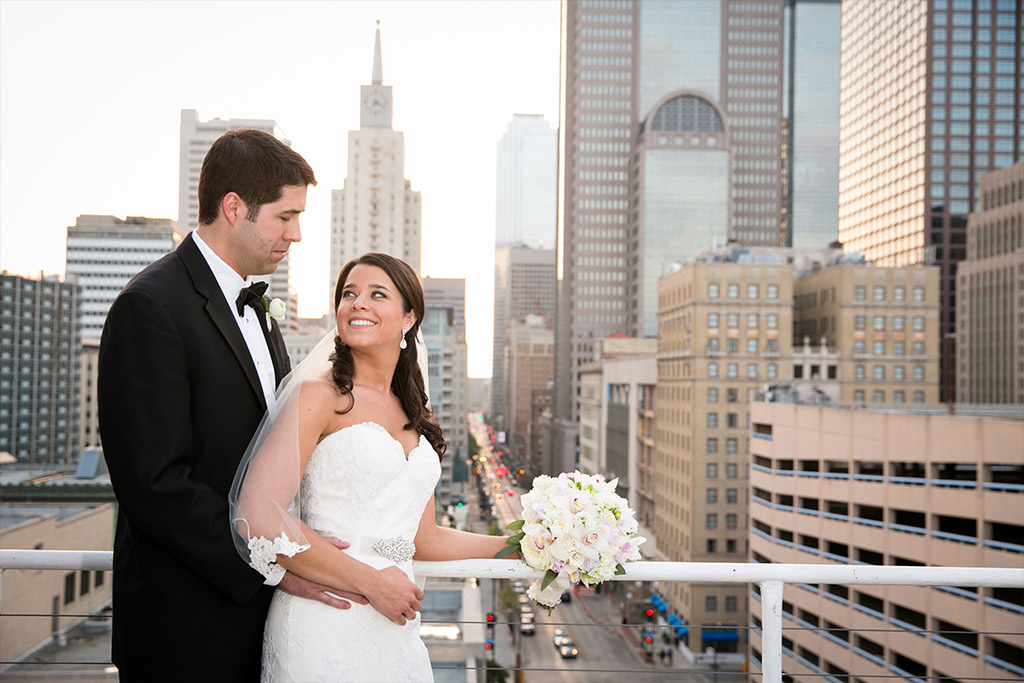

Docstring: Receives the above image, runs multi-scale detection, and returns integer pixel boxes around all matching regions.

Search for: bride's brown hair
[330,253,446,459]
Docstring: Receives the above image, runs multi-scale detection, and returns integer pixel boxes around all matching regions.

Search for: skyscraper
[0,272,80,464]
[65,214,184,339]
[178,109,298,331]
[554,0,841,419]
[495,115,558,249]
[490,245,555,427]
[330,26,422,298]
[838,0,1023,400]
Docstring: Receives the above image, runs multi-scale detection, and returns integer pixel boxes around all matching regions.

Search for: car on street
[552,628,571,648]
[519,615,536,635]
[558,641,579,658]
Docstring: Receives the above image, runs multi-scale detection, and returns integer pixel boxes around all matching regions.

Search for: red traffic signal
[645,608,655,619]
[486,613,495,623]
[484,640,494,650]
[644,634,654,644]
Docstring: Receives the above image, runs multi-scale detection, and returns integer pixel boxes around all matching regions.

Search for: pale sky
[0,0,561,377]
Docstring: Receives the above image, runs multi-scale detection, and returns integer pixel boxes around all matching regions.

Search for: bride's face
[336,264,416,350]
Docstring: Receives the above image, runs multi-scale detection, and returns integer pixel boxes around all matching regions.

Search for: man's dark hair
[197,128,316,226]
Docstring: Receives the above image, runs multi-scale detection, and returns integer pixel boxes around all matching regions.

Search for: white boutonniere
[262,296,286,331]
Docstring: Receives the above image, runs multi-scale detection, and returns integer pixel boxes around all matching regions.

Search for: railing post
[760,580,783,683]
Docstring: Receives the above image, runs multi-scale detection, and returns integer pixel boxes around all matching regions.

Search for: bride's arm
[236,379,425,625]
[412,498,520,561]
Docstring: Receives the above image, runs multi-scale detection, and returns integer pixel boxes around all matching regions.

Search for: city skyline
[0,0,561,378]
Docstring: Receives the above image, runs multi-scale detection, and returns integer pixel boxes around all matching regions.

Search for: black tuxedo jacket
[98,233,291,682]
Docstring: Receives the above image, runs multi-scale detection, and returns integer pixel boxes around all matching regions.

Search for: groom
[99,129,357,681]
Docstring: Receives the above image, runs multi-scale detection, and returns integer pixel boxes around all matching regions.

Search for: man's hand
[366,566,426,626]
[277,537,369,609]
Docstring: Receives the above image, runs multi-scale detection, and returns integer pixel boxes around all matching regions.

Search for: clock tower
[360,26,393,128]
[331,23,422,304]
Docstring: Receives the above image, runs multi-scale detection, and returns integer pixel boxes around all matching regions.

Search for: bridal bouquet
[496,471,646,608]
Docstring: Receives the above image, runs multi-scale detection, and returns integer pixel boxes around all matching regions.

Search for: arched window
[651,96,724,132]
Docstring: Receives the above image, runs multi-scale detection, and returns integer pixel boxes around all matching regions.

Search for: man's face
[231,185,307,277]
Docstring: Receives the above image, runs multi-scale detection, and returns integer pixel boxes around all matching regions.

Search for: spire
[371,21,383,85]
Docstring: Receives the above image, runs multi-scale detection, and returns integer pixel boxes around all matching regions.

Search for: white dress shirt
[192,231,277,410]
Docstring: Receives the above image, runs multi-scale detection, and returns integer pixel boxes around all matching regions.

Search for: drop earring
[400,330,408,350]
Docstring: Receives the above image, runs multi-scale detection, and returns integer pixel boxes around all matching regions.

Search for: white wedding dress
[260,421,441,682]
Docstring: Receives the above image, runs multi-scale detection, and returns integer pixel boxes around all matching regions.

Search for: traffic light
[486,613,495,624]
[456,501,464,507]
[645,607,655,621]
[484,640,494,651]
[644,633,654,645]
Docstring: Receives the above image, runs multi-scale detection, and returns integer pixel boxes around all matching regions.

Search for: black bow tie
[236,281,269,317]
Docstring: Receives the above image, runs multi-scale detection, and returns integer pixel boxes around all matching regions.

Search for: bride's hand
[368,566,425,626]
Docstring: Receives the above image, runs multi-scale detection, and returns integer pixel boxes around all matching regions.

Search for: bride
[230,253,512,682]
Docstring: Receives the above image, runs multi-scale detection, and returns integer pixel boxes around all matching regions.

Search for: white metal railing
[2,550,1022,682]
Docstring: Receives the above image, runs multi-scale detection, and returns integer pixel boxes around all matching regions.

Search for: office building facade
[490,245,556,427]
[0,272,81,464]
[748,402,1024,681]
[65,214,183,340]
[330,27,422,300]
[957,161,1024,403]
[837,0,1023,400]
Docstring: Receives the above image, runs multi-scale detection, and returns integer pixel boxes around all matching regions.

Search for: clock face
[364,92,387,115]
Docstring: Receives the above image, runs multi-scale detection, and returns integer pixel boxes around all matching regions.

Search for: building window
[726,438,738,454]
[706,539,717,553]
[855,364,865,380]
[767,284,779,300]
[726,413,738,428]
[726,489,738,504]
[708,337,720,352]
[912,342,925,355]
[706,595,718,611]
[727,313,739,328]
[727,363,738,378]
[747,363,758,378]
[728,338,739,353]
[707,514,718,529]
[894,341,905,355]
[854,390,865,403]
[767,314,778,329]
[707,387,718,403]
[707,438,719,454]
[747,339,758,354]
[95,571,104,587]
[855,315,866,330]
[914,391,925,403]
[725,596,738,611]
[873,316,885,331]
[707,412,718,428]
[873,365,885,380]
[894,390,905,403]
[894,286,906,301]
[726,463,738,479]
[708,362,719,378]
[747,284,759,299]
[747,313,758,328]
[726,514,737,529]
[708,283,720,299]
[707,463,718,479]
[708,313,719,328]
[894,366,905,380]
[707,488,718,503]
[854,286,866,301]
[913,316,925,331]
[766,363,778,378]
[913,365,925,381]
[873,390,885,403]
[726,539,737,553]
[727,284,739,299]
[913,287,925,302]
[873,286,886,301]
[894,316,905,331]
[873,341,885,355]
[64,572,75,605]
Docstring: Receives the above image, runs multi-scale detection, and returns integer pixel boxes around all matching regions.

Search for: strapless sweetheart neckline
[319,421,430,461]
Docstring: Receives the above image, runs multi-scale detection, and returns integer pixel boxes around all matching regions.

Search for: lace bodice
[300,421,441,541]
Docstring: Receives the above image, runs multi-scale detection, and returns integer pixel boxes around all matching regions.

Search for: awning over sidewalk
[702,629,739,642]
[649,594,667,614]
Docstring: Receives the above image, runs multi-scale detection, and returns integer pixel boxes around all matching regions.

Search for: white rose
[268,298,287,321]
